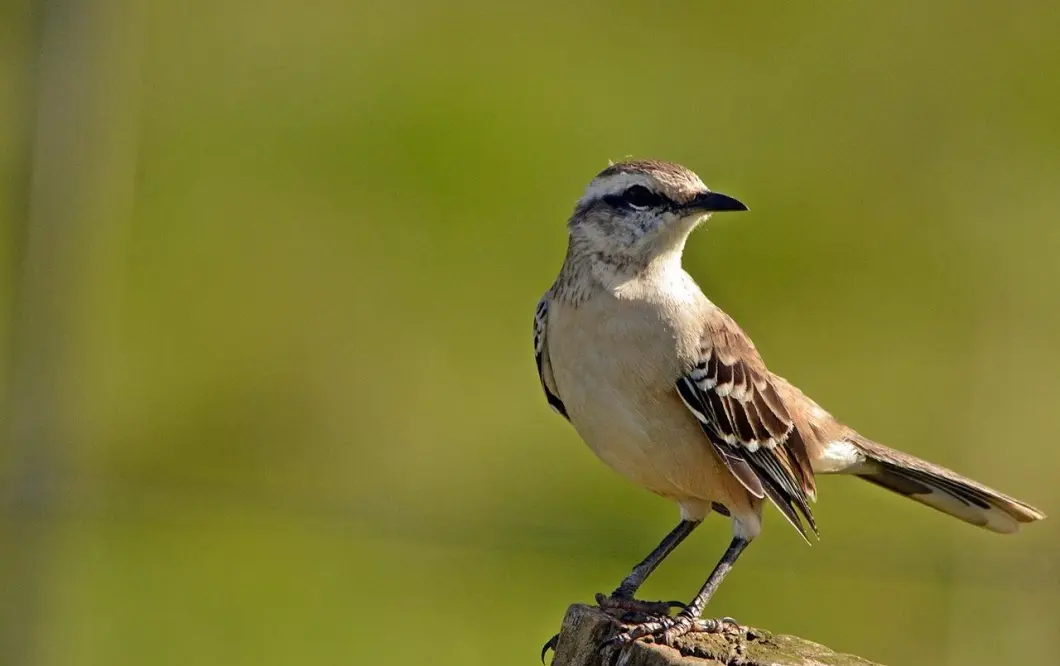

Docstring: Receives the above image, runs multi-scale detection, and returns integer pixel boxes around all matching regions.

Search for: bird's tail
[841,436,1046,534]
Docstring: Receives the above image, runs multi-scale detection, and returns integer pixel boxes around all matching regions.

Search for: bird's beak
[684,191,748,213]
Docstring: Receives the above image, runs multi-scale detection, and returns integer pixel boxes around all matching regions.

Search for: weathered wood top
[549,604,882,666]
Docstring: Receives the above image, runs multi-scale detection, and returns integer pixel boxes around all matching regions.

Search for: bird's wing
[534,295,569,420]
[675,309,818,539]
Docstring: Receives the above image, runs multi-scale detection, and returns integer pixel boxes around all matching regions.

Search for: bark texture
[550,604,882,666]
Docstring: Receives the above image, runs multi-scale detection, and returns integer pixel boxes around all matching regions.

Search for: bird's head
[568,160,747,267]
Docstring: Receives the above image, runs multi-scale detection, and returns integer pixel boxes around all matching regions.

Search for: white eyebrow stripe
[577,172,655,207]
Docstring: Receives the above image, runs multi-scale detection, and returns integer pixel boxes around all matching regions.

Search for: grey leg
[605,536,751,647]
[596,519,700,615]
[542,520,701,663]
[612,519,700,598]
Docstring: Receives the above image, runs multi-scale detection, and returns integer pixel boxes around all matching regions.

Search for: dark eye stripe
[601,185,671,211]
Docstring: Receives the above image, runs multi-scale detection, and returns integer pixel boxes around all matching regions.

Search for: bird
[533,159,1045,651]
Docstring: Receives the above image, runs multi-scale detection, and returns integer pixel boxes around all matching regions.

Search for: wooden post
[550,604,882,666]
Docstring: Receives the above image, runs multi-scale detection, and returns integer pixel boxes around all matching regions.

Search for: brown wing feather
[676,309,817,538]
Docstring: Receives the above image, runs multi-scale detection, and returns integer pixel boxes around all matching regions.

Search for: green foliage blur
[2,1,1059,665]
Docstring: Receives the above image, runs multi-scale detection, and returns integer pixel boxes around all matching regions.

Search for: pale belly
[567,385,725,502]
[547,300,738,509]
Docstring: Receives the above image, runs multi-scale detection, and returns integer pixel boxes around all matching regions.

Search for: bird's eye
[621,185,662,209]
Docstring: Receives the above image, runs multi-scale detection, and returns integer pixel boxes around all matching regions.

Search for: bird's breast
[546,293,724,500]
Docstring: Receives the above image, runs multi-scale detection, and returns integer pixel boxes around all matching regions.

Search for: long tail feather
[845,436,1045,534]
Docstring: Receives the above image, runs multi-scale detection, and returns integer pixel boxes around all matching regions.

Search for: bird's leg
[604,536,751,647]
[543,520,701,663]
[595,519,700,617]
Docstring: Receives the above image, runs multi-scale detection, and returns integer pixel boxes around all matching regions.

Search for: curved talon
[540,633,559,664]
[695,616,739,632]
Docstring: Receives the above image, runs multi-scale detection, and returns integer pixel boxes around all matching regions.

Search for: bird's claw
[594,592,685,618]
[540,633,559,664]
[600,614,740,651]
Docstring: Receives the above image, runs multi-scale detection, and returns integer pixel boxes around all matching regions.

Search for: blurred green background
[2,1,1059,665]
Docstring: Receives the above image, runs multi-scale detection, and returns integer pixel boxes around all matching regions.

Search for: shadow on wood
[549,604,882,666]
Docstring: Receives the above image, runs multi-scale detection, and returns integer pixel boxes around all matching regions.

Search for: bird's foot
[594,591,684,619]
[542,596,688,662]
[603,613,739,649]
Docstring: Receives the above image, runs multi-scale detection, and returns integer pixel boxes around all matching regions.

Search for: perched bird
[534,159,1045,649]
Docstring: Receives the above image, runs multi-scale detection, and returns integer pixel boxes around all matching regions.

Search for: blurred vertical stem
[3,0,141,663]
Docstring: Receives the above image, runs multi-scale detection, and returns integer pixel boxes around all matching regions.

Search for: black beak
[685,191,748,213]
